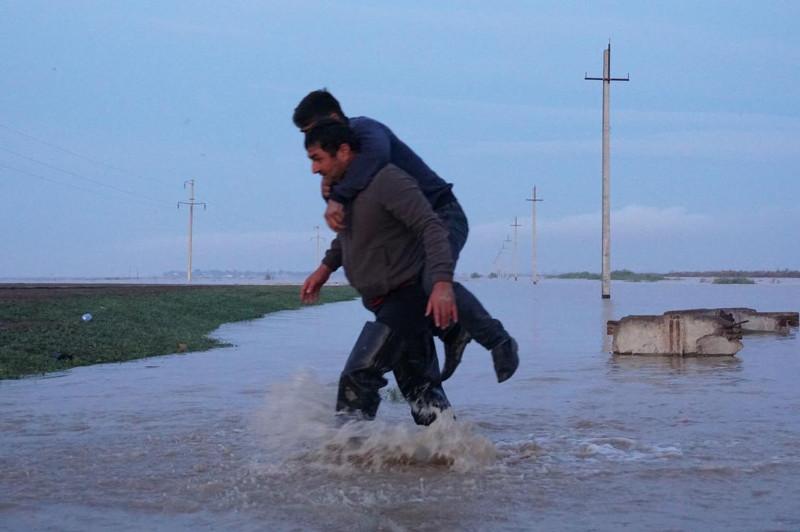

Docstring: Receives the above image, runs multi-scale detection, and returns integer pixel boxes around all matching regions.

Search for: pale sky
[1,1,798,278]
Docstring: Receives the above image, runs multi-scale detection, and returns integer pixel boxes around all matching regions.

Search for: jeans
[340,284,450,425]
[424,200,509,350]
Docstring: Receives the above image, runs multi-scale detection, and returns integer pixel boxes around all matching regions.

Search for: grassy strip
[0,285,356,379]
[550,269,667,282]
[712,277,755,285]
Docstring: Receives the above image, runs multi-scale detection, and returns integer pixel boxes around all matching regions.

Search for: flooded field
[1,279,799,531]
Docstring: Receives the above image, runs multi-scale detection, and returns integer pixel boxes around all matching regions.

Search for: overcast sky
[1,1,798,278]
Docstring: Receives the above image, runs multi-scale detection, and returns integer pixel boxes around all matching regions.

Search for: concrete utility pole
[311,225,326,264]
[177,179,207,283]
[526,186,544,284]
[493,241,506,277]
[585,42,628,299]
[510,217,521,281]
[493,236,512,278]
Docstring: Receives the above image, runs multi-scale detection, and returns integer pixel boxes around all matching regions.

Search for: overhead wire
[0,121,166,186]
[0,161,165,208]
[0,145,172,206]
[0,121,294,231]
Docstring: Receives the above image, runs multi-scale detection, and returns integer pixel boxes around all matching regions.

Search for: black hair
[293,89,346,129]
[304,119,360,156]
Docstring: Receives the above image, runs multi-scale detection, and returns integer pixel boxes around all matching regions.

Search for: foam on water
[252,371,496,473]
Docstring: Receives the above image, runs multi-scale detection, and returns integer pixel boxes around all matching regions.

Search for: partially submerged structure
[709,308,797,334]
[607,308,798,356]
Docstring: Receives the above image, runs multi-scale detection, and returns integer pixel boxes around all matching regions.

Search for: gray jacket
[322,164,453,299]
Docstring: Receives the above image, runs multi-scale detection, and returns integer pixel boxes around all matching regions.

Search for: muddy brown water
[2,279,799,531]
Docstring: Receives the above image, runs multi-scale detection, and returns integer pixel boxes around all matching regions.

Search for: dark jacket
[328,116,455,209]
[322,164,453,299]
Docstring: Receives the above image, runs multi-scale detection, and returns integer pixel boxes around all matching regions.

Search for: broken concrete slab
[607,312,743,356]
[607,307,798,356]
[665,308,799,334]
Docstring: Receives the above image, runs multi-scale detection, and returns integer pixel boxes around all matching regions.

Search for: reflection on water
[601,298,615,353]
[608,353,744,374]
[1,279,799,531]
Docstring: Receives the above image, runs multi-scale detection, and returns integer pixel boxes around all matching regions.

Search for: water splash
[253,371,496,473]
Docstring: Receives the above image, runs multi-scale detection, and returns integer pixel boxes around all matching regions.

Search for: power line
[0,145,170,206]
[0,121,165,186]
[0,161,162,208]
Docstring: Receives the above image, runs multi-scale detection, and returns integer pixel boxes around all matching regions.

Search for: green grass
[0,285,356,379]
[712,277,756,284]
[550,269,667,282]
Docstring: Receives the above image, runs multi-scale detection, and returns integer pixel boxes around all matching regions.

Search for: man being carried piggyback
[295,89,519,385]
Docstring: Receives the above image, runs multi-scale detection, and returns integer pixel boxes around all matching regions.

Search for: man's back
[338,164,453,299]
[328,117,455,209]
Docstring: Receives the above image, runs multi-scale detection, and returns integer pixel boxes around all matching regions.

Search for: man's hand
[324,199,346,232]
[301,264,332,304]
[320,176,332,199]
[425,281,458,329]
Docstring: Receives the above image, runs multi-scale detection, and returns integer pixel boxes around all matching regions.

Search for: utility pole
[526,186,544,284]
[311,225,326,264]
[503,235,512,279]
[510,217,521,281]
[585,41,628,299]
[177,179,207,283]
[494,236,511,278]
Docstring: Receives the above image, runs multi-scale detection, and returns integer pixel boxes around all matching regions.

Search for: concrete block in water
[668,308,799,335]
[607,312,743,356]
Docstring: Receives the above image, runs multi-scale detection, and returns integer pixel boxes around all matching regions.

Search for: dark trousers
[424,200,508,349]
[338,284,450,425]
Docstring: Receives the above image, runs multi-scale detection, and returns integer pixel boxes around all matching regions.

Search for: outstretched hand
[301,264,332,304]
[425,281,458,329]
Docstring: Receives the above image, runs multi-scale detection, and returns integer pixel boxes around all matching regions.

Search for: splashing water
[253,371,496,473]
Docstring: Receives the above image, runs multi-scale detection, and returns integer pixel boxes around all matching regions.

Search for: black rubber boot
[491,337,519,383]
[394,335,451,425]
[440,323,472,382]
[408,382,451,426]
[336,321,399,419]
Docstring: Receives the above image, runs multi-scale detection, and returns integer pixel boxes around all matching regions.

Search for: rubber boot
[394,336,451,425]
[336,321,399,420]
[440,323,472,382]
[491,337,519,383]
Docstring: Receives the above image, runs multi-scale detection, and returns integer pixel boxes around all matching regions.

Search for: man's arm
[378,169,457,328]
[328,118,391,206]
[324,119,391,232]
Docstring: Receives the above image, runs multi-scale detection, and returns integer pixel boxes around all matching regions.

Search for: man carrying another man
[302,121,453,425]
[295,90,518,384]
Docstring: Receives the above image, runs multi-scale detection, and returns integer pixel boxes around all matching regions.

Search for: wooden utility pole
[585,42,628,299]
[177,179,207,283]
[526,186,544,284]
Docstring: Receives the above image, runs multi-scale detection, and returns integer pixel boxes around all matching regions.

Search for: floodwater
[2,279,799,531]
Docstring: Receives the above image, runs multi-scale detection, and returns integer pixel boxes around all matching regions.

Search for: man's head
[304,120,360,182]
[293,89,347,132]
